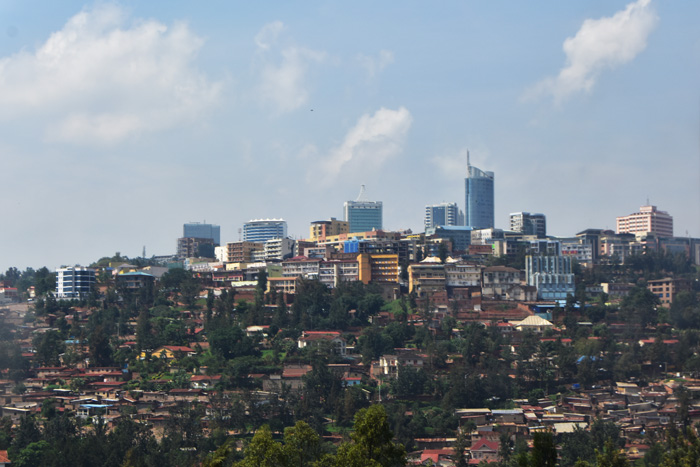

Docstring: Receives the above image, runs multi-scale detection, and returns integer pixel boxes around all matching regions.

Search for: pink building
[616,205,673,237]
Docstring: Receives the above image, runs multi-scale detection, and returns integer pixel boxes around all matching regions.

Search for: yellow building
[358,253,399,284]
[309,218,350,241]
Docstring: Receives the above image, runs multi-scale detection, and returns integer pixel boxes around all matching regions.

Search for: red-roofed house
[470,438,499,463]
[420,448,454,465]
[298,331,346,357]
[0,449,10,466]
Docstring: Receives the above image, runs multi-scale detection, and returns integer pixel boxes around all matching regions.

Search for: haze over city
[1,0,698,271]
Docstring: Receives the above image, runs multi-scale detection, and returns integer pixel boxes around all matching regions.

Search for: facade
[263,237,295,261]
[424,202,464,230]
[616,205,673,237]
[358,253,400,284]
[344,200,383,233]
[647,277,692,307]
[510,212,546,238]
[243,219,287,243]
[444,262,482,287]
[177,237,216,259]
[226,241,264,263]
[525,255,575,300]
[309,218,349,241]
[426,225,473,253]
[465,157,495,229]
[408,262,446,297]
[183,222,220,245]
[56,266,96,298]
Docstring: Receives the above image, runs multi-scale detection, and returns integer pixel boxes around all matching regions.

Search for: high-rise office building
[424,202,464,230]
[510,212,546,238]
[243,219,288,243]
[56,266,96,298]
[464,152,494,229]
[183,222,220,245]
[616,205,673,237]
[344,186,382,233]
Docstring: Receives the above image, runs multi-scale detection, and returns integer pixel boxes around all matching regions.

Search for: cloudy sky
[0,0,698,271]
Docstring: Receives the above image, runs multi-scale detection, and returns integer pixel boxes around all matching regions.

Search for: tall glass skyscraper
[183,222,221,245]
[464,154,494,229]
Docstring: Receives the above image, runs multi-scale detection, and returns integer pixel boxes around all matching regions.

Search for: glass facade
[344,201,383,233]
[183,223,220,245]
[465,165,494,229]
[243,219,287,243]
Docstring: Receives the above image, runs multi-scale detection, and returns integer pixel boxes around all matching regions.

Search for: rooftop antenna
[238,228,242,241]
[142,246,146,258]
[466,149,471,176]
[355,184,368,202]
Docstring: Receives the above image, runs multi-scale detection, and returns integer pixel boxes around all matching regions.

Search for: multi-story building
[465,154,495,229]
[263,238,295,261]
[177,237,216,259]
[226,241,264,263]
[647,277,692,307]
[599,232,642,262]
[481,266,521,299]
[425,226,473,253]
[243,219,287,243]
[358,253,400,284]
[408,262,446,298]
[309,218,349,241]
[510,212,546,238]
[424,202,464,230]
[183,222,220,245]
[282,256,322,280]
[319,260,360,288]
[444,262,482,287]
[616,205,673,237]
[559,238,594,266]
[56,266,96,298]
[525,254,575,300]
[344,187,382,233]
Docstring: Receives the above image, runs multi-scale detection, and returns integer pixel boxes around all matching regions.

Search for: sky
[0,0,698,271]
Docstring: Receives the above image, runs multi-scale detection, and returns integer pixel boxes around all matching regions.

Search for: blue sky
[0,0,698,271]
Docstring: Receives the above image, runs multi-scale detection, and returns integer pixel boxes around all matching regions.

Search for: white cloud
[527,0,658,103]
[319,107,412,181]
[255,21,284,50]
[0,4,221,144]
[357,49,394,79]
[254,22,325,114]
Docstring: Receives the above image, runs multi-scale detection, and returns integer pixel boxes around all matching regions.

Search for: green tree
[528,431,557,467]
[235,425,284,467]
[331,405,406,467]
[33,330,65,366]
[88,325,114,367]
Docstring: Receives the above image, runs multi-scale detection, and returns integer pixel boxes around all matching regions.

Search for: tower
[464,151,495,229]
[344,185,383,233]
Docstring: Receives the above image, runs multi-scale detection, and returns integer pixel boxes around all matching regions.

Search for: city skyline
[0,0,698,270]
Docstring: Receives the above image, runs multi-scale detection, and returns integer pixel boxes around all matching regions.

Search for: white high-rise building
[243,219,288,243]
[425,202,464,230]
[56,266,96,298]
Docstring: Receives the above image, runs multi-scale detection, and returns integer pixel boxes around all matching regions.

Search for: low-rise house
[141,346,196,361]
[0,450,10,466]
[298,331,347,357]
[469,438,499,463]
